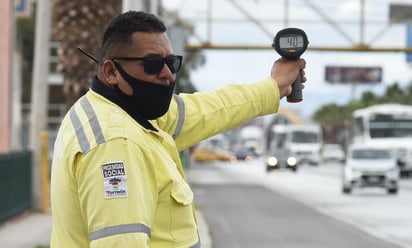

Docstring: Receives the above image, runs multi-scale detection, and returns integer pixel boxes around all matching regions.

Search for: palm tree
[52,0,122,108]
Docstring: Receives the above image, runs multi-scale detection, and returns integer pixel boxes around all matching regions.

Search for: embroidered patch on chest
[101,161,128,199]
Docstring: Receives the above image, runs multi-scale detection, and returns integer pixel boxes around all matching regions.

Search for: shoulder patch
[101,161,128,199]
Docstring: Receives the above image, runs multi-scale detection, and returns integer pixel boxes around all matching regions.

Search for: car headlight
[255,149,263,155]
[267,157,278,166]
[287,157,297,166]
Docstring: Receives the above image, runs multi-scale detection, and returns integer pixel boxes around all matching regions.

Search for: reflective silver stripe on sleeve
[69,107,90,154]
[89,223,151,241]
[80,97,106,145]
[172,94,185,140]
[189,239,201,248]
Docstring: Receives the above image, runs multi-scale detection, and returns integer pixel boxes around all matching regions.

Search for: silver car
[342,144,399,194]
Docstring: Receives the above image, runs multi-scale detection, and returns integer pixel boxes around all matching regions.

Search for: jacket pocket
[170,180,196,239]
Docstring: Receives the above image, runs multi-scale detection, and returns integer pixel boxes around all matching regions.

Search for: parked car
[266,148,298,172]
[321,144,345,164]
[232,146,253,162]
[342,144,399,194]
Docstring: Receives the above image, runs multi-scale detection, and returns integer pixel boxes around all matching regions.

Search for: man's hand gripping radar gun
[272,28,308,103]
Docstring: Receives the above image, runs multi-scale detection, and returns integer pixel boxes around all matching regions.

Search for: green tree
[404,82,412,105]
[313,104,339,143]
[52,0,122,108]
[52,2,198,106]
[382,82,404,103]
[360,90,378,107]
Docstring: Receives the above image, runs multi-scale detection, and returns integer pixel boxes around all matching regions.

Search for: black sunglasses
[110,55,183,75]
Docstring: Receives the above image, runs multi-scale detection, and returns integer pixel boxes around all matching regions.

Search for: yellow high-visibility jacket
[50,77,280,248]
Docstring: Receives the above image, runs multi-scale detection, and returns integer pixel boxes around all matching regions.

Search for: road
[186,159,412,248]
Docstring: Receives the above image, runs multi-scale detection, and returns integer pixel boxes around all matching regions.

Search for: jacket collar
[91,76,157,131]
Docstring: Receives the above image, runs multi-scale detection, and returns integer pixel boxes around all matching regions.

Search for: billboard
[390,4,412,24]
[325,66,382,84]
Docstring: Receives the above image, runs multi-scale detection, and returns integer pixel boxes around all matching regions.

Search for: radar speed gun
[272,28,308,103]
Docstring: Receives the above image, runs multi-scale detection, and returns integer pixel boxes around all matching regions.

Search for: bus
[352,103,412,177]
[269,124,323,166]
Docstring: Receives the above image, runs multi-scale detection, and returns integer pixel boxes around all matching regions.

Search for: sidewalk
[0,209,211,248]
[0,211,52,248]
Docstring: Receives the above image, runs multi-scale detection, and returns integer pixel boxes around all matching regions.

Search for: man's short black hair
[100,11,166,61]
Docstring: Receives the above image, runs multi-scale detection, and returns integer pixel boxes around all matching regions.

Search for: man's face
[110,32,177,95]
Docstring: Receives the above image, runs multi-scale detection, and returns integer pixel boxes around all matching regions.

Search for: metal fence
[0,150,32,223]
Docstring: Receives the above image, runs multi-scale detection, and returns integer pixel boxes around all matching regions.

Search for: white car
[321,144,345,164]
[342,144,399,194]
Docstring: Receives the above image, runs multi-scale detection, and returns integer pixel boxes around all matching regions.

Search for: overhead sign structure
[325,66,382,84]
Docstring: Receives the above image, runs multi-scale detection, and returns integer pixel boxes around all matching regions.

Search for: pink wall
[0,1,12,153]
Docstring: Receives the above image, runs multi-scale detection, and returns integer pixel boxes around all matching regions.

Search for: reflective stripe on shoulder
[172,94,185,140]
[70,107,90,154]
[89,223,151,241]
[69,96,106,154]
[80,97,105,145]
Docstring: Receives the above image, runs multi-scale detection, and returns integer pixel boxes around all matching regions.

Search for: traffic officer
[50,11,306,248]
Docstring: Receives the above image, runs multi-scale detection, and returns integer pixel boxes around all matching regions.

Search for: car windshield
[352,149,391,159]
[369,114,412,138]
[324,148,342,155]
[291,131,318,143]
[324,145,342,152]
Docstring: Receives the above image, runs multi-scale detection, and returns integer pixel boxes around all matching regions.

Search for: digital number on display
[279,36,304,49]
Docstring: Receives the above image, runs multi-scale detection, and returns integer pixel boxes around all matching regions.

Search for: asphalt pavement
[185,160,404,248]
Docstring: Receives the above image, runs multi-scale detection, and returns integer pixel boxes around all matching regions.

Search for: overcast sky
[163,0,412,118]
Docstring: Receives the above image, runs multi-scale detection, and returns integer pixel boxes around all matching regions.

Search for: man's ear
[101,60,118,86]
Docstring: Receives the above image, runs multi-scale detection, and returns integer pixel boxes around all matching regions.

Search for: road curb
[196,209,212,248]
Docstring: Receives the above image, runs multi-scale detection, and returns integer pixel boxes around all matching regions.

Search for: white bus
[352,103,412,176]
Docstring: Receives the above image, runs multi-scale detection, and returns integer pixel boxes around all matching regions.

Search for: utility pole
[12,40,23,150]
[30,0,50,210]
[0,1,12,154]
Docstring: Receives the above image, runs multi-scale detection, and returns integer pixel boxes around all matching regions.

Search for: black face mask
[113,62,175,120]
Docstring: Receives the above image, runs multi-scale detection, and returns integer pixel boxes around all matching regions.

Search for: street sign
[325,66,382,84]
[15,0,31,17]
